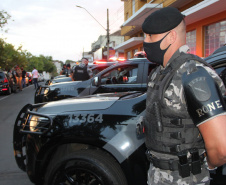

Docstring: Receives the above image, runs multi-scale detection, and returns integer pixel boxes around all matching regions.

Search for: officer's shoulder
[178,57,207,75]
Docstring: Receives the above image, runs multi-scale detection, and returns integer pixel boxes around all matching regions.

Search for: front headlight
[29,115,50,132]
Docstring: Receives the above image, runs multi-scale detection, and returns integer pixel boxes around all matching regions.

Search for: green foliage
[0,10,12,32]
[0,38,28,70]
[26,54,56,73]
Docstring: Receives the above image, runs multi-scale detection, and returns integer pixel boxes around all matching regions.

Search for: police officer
[72,58,92,81]
[60,64,67,75]
[65,63,73,77]
[142,7,226,184]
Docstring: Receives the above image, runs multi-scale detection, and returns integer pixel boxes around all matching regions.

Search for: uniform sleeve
[181,63,226,127]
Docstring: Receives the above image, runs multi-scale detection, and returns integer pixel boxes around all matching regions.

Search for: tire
[6,86,11,95]
[44,149,128,185]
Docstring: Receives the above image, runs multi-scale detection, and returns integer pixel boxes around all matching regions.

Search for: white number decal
[87,114,94,122]
[71,114,103,123]
[95,114,103,123]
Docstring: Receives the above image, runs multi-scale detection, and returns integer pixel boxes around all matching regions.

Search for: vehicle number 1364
[71,114,103,123]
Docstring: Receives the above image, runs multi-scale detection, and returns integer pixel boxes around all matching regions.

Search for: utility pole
[107,9,110,62]
[76,5,110,61]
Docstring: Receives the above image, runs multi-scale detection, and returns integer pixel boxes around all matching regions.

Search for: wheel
[6,86,11,95]
[44,149,128,185]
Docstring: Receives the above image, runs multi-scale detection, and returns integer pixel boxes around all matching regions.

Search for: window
[204,20,226,57]
[100,65,138,85]
[186,30,196,55]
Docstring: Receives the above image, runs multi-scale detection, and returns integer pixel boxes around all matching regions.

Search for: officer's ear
[169,30,177,44]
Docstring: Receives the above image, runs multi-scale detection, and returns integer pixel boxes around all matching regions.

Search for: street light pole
[76,5,110,61]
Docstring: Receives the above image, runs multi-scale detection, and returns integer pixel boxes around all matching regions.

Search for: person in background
[142,7,226,185]
[12,66,17,84]
[21,67,26,88]
[32,67,39,89]
[60,64,67,75]
[72,58,93,81]
[65,63,73,77]
[16,65,22,91]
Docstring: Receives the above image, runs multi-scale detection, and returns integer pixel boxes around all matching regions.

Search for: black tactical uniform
[142,7,226,185]
[73,63,90,81]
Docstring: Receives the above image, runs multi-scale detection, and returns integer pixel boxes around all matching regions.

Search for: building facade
[91,30,124,61]
[115,0,226,59]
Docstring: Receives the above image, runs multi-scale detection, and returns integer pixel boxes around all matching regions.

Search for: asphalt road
[0,83,44,185]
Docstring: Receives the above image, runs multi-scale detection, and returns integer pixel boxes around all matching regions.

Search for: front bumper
[13,104,52,171]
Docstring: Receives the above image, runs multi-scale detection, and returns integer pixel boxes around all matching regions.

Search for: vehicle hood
[52,77,73,84]
[49,81,81,89]
[36,92,136,115]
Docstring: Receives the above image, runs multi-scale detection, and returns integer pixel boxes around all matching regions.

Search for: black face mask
[143,32,171,66]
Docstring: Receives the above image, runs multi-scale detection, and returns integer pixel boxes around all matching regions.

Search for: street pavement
[0,83,44,185]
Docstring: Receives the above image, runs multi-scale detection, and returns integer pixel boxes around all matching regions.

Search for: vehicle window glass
[100,65,138,85]
[92,66,107,76]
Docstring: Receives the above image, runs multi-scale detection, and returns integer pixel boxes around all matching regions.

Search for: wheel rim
[52,165,104,185]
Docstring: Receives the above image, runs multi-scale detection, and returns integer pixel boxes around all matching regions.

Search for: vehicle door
[89,63,145,94]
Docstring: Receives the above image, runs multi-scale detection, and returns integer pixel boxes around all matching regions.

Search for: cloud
[1,0,124,62]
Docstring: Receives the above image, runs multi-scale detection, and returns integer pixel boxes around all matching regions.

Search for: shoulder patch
[189,77,211,102]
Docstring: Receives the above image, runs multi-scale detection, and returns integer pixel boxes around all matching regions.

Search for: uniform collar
[162,45,190,69]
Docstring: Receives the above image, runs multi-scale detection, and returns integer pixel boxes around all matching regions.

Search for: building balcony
[114,37,144,51]
[121,3,162,37]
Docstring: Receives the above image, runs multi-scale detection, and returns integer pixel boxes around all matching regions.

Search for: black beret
[142,7,185,34]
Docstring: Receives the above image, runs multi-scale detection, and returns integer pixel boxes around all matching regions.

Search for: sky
[0,0,124,62]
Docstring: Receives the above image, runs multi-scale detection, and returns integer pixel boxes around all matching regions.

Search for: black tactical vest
[73,65,90,81]
[144,52,211,155]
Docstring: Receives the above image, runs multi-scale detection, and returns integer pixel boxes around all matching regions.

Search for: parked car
[26,72,32,84]
[0,70,17,94]
[24,74,29,87]
[35,58,156,103]
[44,62,117,86]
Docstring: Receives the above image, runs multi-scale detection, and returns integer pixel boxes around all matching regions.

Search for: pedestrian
[142,7,226,185]
[15,65,22,91]
[60,64,67,75]
[21,67,26,88]
[65,63,73,77]
[72,58,93,81]
[32,67,39,89]
[12,66,17,85]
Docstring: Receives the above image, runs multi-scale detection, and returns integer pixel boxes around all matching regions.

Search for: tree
[26,54,56,73]
[0,38,28,70]
[0,10,12,32]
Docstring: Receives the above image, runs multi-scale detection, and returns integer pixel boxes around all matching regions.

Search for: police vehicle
[44,61,117,86]
[14,91,148,185]
[14,47,226,185]
[35,58,156,103]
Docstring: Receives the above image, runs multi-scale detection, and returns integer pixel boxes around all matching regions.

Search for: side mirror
[93,76,100,86]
